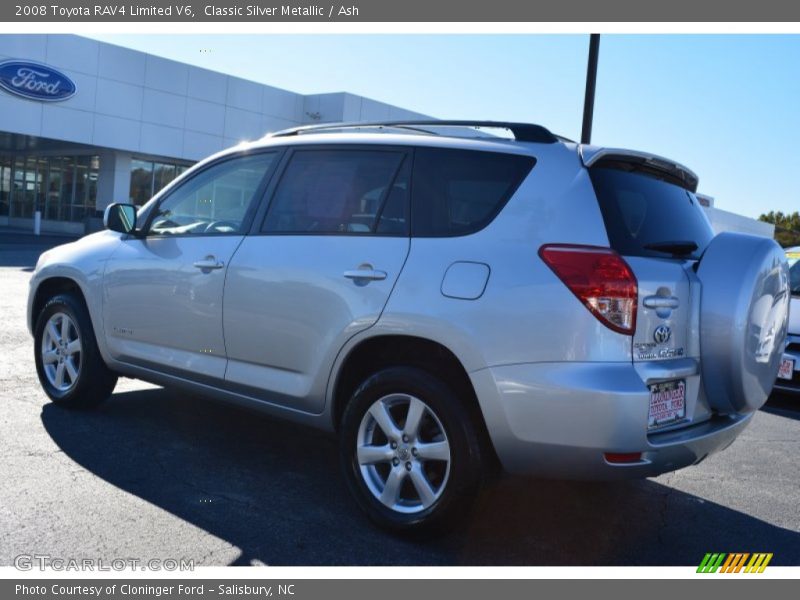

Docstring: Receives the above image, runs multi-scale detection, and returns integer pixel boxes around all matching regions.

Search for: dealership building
[0,34,427,234]
[0,34,773,238]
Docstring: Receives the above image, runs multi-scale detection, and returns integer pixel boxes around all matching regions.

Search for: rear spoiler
[579,146,699,192]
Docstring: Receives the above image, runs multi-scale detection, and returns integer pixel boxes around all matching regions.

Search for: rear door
[222,146,412,413]
[587,160,715,429]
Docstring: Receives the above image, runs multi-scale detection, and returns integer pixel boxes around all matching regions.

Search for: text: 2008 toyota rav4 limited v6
[28,121,790,533]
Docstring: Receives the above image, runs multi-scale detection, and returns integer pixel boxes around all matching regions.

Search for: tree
[759,211,800,248]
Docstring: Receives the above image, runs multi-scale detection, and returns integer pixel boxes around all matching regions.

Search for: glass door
[45,157,63,221]
[0,157,11,218]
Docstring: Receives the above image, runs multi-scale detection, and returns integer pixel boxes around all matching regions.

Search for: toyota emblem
[653,325,672,345]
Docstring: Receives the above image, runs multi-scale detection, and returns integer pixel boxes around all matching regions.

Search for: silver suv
[27,121,790,533]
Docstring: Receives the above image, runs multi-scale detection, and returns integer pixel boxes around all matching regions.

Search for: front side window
[262,149,409,235]
[148,152,276,236]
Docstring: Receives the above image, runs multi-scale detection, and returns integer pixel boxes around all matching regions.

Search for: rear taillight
[539,244,638,335]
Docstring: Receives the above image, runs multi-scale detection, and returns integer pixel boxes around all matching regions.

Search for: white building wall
[0,34,425,164]
[96,150,132,210]
[703,206,775,238]
[303,92,428,124]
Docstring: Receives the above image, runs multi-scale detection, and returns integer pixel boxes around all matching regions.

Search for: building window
[154,163,176,194]
[0,153,99,223]
[71,156,99,221]
[0,154,187,222]
[130,159,154,206]
[129,158,191,207]
[0,157,12,217]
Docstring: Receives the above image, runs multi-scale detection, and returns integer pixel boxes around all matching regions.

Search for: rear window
[589,166,714,260]
[411,148,535,237]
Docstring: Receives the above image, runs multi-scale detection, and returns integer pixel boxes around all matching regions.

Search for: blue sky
[89,34,800,219]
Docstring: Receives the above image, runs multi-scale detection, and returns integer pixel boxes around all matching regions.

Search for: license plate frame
[778,357,795,381]
[648,379,686,429]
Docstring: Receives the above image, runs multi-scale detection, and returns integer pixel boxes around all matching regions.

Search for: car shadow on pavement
[41,386,800,567]
[0,254,41,268]
[763,394,800,422]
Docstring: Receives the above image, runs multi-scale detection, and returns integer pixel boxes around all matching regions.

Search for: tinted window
[789,259,800,296]
[411,148,535,237]
[263,150,408,234]
[149,153,275,236]
[375,158,411,235]
[589,167,714,260]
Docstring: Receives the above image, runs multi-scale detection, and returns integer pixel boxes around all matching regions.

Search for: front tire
[34,293,117,409]
[339,366,485,534]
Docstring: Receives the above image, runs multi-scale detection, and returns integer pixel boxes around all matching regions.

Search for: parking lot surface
[1,234,798,566]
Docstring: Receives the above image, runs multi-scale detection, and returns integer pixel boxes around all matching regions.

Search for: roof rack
[269,120,560,144]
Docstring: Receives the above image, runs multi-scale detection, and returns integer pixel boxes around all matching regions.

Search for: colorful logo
[697,552,773,573]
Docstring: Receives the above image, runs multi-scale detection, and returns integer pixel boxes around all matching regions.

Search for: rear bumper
[470,361,752,479]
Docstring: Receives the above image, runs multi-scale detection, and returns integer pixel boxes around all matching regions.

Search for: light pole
[581,34,601,144]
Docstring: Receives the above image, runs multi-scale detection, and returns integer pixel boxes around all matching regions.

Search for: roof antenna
[581,34,601,145]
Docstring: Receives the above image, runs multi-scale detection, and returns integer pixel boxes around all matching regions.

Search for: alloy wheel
[41,312,82,393]
[356,393,451,514]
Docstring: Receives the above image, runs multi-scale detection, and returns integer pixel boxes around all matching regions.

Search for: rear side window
[589,167,714,260]
[263,149,408,235]
[411,148,535,237]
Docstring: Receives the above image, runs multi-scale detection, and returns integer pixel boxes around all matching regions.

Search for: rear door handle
[643,295,680,309]
[344,268,387,281]
[193,256,225,270]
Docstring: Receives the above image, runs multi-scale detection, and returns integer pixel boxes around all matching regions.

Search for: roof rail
[269,120,560,144]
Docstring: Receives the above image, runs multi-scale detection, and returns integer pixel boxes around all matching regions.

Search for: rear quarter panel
[373,143,632,374]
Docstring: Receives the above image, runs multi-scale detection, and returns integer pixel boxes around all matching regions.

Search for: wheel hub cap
[41,311,82,393]
[356,393,451,514]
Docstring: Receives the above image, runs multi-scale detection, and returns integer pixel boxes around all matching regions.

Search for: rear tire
[339,366,485,535]
[34,293,117,409]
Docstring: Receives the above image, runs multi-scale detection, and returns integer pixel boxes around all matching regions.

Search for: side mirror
[104,203,137,234]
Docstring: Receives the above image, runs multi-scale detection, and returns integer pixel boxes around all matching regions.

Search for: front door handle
[193,256,225,270]
[344,267,387,282]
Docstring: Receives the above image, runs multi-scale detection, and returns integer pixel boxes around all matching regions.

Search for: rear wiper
[644,240,699,256]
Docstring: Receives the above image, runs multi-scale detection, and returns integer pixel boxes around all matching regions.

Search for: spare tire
[697,232,790,414]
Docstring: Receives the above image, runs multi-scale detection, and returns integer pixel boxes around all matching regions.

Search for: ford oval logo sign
[0,60,76,102]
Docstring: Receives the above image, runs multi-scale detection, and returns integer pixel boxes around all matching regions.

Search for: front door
[103,151,279,382]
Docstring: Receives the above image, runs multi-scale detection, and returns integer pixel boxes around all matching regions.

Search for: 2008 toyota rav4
[28,120,790,533]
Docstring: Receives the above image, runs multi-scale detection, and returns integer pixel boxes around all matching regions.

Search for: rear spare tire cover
[697,232,790,414]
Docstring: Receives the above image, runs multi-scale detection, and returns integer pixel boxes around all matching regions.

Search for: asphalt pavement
[0,233,798,566]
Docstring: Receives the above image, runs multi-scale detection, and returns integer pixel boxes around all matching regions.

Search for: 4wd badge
[653,325,672,345]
